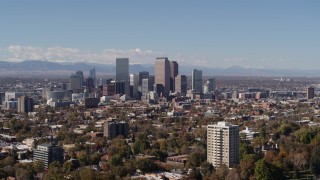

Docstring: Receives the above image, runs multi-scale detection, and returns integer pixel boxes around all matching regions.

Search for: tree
[278,122,299,136]
[188,168,202,180]
[290,152,307,171]
[70,168,101,180]
[79,168,96,180]
[186,152,206,168]
[150,149,168,162]
[33,160,45,173]
[156,131,169,139]
[135,159,158,173]
[109,154,122,167]
[123,160,136,175]
[62,161,73,173]
[102,173,116,180]
[77,150,89,166]
[15,168,34,180]
[1,156,15,167]
[45,161,64,180]
[310,145,320,176]
[259,126,267,138]
[158,139,168,151]
[294,127,319,144]
[254,159,285,180]
[200,162,214,177]
[89,152,102,165]
[3,166,15,178]
[107,138,131,158]
[0,168,6,179]
[226,169,240,180]
[240,142,254,160]
[240,154,258,179]
[180,130,194,144]
[193,127,207,139]
[112,166,129,178]
[132,139,150,155]
[215,164,229,180]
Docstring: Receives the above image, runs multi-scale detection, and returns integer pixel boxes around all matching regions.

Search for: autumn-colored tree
[310,144,320,176]
[45,161,64,180]
[240,154,259,179]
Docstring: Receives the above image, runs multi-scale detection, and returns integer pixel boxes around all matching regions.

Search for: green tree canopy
[254,159,285,180]
[135,159,158,173]
[240,154,259,180]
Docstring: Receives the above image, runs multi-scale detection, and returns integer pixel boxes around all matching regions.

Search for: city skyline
[0,1,319,70]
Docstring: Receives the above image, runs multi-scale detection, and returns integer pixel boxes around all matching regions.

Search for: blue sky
[0,0,319,69]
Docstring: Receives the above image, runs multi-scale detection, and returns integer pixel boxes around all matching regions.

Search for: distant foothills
[0,60,320,78]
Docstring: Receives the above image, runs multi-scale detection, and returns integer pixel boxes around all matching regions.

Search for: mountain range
[0,60,320,78]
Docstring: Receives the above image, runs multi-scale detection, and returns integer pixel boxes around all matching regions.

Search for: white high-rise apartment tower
[207,121,240,168]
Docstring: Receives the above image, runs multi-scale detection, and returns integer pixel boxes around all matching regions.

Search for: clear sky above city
[0,0,319,69]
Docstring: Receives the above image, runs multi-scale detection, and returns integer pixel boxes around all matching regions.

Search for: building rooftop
[208,121,238,128]
[156,57,168,60]
[38,143,53,148]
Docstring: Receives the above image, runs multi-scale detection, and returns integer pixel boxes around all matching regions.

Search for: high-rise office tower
[130,73,139,99]
[116,58,129,82]
[204,78,216,93]
[207,78,216,92]
[3,92,23,110]
[116,58,130,96]
[69,74,82,91]
[141,77,154,100]
[192,69,203,93]
[5,92,24,102]
[307,86,315,99]
[17,96,33,113]
[115,82,126,95]
[155,57,170,96]
[138,71,149,86]
[170,61,179,92]
[98,78,107,86]
[0,92,5,106]
[103,83,116,96]
[207,121,240,168]
[62,83,69,91]
[33,143,64,169]
[89,68,96,87]
[76,71,84,87]
[41,87,51,100]
[175,75,187,95]
[85,77,95,93]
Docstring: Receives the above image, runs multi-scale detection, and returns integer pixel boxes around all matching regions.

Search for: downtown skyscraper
[17,95,33,113]
[116,58,130,96]
[170,61,179,92]
[192,69,203,93]
[154,57,170,96]
[76,70,84,87]
[175,75,187,95]
[69,74,82,91]
[89,68,96,85]
[130,73,139,99]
